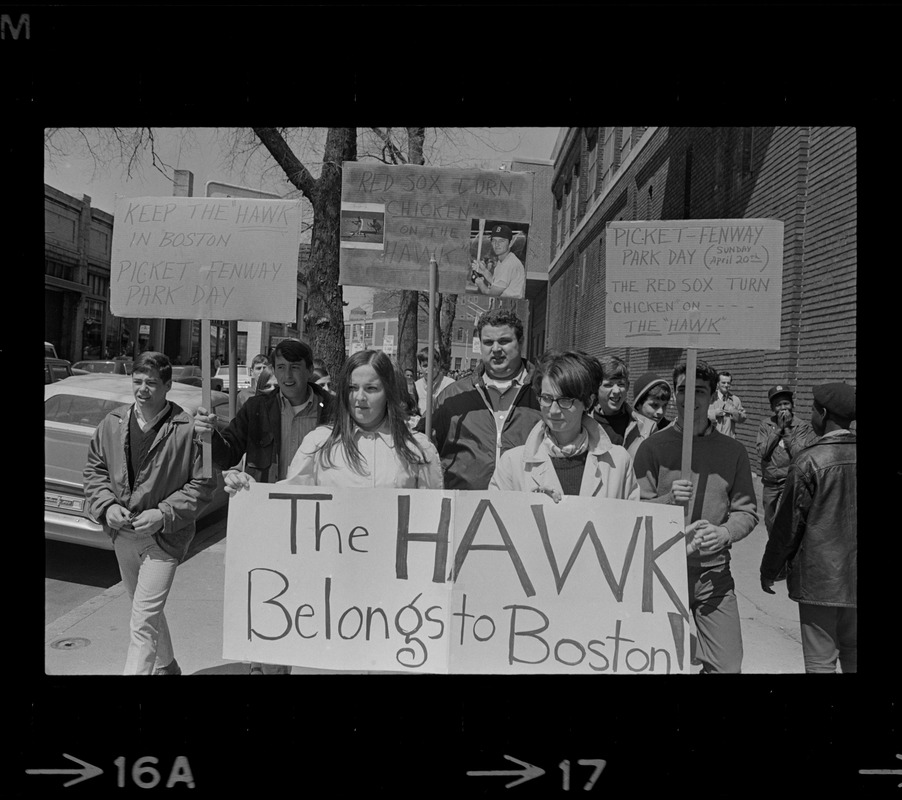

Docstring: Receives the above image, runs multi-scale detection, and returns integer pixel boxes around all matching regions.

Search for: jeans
[688,563,743,674]
[798,603,857,673]
[114,530,179,675]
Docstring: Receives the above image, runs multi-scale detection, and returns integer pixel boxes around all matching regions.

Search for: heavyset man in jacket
[423,308,542,490]
[760,382,856,673]
[84,351,216,675]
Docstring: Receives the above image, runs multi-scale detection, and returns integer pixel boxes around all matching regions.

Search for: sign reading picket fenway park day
[222,485,690,674]
[605,219,784,350]
[110,196,303,320]
[339,162,533,294]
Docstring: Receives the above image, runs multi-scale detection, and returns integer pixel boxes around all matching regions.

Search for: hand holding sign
[670,478,693,505]
[224,470,255,496]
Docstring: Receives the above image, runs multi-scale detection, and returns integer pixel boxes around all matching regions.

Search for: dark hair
[673,360,719,394]
[250,353,270,368]
[643,383,672,403]
[417,347,442,366]
[718,370,732,380]
[318,350,427,471]
[598,355,629,383]
[532,350,601,408]
[313,358,327,371]
[133,351,172,383]
[272,338,313,368]
[254,366,276,396]
[475,307,523,342]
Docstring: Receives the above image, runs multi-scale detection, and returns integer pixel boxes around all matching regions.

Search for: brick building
[542,126,857,470]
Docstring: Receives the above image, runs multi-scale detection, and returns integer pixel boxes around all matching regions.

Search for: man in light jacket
[84,351,215,675]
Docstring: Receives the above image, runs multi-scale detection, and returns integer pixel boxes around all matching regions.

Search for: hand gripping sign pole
[424,256,438,438]
[679,348,697,521]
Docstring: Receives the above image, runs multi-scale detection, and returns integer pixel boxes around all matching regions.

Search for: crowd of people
[82,307,856,677]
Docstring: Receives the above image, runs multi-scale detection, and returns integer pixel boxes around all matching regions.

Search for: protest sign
[222,485,690,674]
[110,196,303,321]
[339,163,534,295]
[605,219,784,350]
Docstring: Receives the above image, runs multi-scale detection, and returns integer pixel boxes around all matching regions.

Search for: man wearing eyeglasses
[422,307,542,490]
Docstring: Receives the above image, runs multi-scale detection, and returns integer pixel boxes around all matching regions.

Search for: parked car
[45,357,78,384]
[171,365,223,392]
[215,365,251,391]
[72,359,134,376]
[45,342,59,358]
[45,374,232,549]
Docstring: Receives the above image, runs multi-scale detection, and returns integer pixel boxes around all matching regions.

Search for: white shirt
[282,422,443,489]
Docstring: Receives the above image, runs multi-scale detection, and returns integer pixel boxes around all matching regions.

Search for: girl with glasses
[489,350,639,501]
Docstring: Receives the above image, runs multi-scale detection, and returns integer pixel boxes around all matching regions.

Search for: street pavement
[44,475,805,675]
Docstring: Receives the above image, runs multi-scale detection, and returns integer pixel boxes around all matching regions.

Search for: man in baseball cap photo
[471,223,526,299]
[760,382,856,673]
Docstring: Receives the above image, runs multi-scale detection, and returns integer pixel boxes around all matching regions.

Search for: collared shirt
[132,401,172,432]
[278,390,320,481]
[282,421,443,489]
[483,363,528,457]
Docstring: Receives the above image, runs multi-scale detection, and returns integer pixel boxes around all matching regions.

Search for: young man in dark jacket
[194,338,332,674]
[423,308,542,490]
[760,382,856,673]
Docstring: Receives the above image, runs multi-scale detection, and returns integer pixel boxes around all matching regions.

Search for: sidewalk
[44,477,804,675]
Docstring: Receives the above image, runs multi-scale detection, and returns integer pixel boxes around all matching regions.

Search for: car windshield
[45,395,127,428]
[79,362,116,373]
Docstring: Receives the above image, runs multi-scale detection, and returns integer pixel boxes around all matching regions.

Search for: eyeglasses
[538,394,578,409]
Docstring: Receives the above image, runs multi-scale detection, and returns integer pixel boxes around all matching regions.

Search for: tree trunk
[253,126,356,378]
[439,293,457,369]
[308,128,357,377]
[397,126,428,373]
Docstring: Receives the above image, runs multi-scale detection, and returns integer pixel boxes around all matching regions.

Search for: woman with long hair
[284,349,441,488]
[489,350,639,501]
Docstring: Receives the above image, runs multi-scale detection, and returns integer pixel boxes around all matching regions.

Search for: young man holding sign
[194,338,332,675]
[633,360,758,673]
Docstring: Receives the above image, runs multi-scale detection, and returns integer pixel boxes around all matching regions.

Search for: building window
[572,164,580,227]
[45,209,76,243]
[364,322,374,344]
[602,127,618,192]
[586,134,598,201]
[45,258,74,281]
[456,327,463,342]
[90,227,110,256]
[741,127,755,177]
[563,183,571,240]
[556,193,564,254]
[454,357,462,371]
[620,126,633,163]
[683,146,693,218]
[81,298,105,359]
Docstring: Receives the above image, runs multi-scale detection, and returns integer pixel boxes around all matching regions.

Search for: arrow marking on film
[26,753,104,787]
[467,754,545,788]
[859,753,902,787]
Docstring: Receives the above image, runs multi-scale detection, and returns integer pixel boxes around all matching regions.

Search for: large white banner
[222,486,690,674]
[110,196,303,321]
[605,218,784,350]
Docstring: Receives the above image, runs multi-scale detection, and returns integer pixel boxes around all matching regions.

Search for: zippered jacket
[426,361,542,490]
[83,402,216,561]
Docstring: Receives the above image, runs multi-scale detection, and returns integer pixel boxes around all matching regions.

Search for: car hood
[45,425,92,489]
